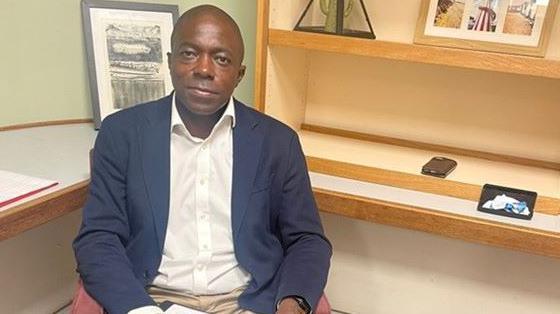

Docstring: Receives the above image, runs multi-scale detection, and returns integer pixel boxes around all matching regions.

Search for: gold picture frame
[414,0,559,57]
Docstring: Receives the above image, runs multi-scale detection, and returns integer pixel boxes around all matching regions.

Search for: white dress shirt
[129,96,250,314]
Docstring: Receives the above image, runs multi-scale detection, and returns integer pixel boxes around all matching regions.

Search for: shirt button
[200,178,206,185]
[197,264,203,270]
[202,244,208,250]
[201,145,207,151]
[200,214,207,220]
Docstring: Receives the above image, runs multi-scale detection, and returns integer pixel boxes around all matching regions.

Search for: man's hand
[276,298,306,314]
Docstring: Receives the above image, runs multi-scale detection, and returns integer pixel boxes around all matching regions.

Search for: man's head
[168,5,246,116]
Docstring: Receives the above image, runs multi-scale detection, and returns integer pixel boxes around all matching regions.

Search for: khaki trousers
[147,286,256,314]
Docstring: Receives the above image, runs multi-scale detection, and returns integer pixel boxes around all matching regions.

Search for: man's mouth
[188,87,217,97]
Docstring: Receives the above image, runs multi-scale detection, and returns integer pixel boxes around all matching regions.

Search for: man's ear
[235,65,246,87]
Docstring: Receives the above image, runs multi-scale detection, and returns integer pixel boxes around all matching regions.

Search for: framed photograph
[414,0,559,57]
[82,0,179,128]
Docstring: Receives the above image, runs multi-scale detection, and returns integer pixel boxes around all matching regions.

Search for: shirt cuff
[128,305,164,314]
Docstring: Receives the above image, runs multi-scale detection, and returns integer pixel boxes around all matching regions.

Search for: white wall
[322,212,560,314]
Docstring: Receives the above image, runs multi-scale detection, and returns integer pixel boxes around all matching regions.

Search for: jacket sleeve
[275,133,332,310]
[73,119,156,314]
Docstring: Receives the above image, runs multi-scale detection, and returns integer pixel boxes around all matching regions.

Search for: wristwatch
[292,296,312,314]
[280,296,311,314]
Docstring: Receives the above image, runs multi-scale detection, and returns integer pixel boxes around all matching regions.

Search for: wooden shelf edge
[306,156,560,215]
[254,0,270,112]
[269,29,560,80]
[0,180,90,241]
[302,124,560,171]
[314,187,560,259]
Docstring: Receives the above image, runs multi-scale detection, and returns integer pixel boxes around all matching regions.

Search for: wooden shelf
[302,124,560,171]
[268,29,560,80]
[306,143,560,259]
[313,187,560,259]
[299,130,560,215]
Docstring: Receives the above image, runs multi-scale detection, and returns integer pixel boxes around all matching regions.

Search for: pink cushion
[315,294,331,314]
[71,279,331,313]
[70,280,103,314]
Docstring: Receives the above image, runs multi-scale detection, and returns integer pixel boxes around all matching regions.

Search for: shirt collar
[171,94,236,134]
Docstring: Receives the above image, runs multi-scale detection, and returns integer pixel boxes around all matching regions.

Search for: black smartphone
[421,157,457,178]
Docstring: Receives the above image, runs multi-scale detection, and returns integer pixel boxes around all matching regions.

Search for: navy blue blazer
[73,95,331,314]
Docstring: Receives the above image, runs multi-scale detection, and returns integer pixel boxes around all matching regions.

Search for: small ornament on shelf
[294,0,376,39]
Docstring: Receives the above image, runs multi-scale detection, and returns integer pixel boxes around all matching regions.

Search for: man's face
[168,15,245,116]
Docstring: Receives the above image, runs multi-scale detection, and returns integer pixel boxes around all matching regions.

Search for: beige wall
[0,212,82,313]
[0,0,256,127]
[0,1,256,312]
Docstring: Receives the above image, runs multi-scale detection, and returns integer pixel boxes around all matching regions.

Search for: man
[73,5,331,314]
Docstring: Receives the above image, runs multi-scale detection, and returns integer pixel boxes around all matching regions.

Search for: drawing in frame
[414,0,559,57]
[81,0,179,128]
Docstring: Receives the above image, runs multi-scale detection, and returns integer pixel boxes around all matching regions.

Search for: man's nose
[193,54,214,79]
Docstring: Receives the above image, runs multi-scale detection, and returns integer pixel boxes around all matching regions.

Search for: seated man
[73,5,331,314]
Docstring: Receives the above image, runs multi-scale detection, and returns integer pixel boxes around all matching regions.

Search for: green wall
[0,0,256,127]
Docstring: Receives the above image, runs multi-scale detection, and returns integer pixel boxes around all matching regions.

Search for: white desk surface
[311,172,560,234]
[0,123,97,211]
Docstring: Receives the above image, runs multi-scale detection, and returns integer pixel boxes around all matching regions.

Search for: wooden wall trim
[0,119,93,132]
[253,0,270,112]
[0,181,89,241]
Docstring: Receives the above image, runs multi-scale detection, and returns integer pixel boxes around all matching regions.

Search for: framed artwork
[414,0,559,57]
[81,0,179,128]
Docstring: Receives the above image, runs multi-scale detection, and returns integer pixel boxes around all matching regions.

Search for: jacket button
[143,271,149,278]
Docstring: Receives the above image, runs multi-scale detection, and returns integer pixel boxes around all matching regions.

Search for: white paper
[0,170,58,209]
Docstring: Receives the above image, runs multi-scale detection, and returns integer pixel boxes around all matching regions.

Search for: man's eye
[180,51,196,58]
[215,56,231,65]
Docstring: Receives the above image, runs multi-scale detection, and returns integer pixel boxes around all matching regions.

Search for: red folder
[0,170,59,209]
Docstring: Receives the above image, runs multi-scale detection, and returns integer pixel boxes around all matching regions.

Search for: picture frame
[81,0,179,128]
[414,0,559,57]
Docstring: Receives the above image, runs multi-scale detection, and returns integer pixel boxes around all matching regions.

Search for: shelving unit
[268,28,560,79]
[255,0,560,258]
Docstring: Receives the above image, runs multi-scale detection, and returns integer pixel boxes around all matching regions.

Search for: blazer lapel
[140,96,172,253]
[231,100,263,239]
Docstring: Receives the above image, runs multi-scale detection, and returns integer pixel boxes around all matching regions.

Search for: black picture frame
[81,0,179,128]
